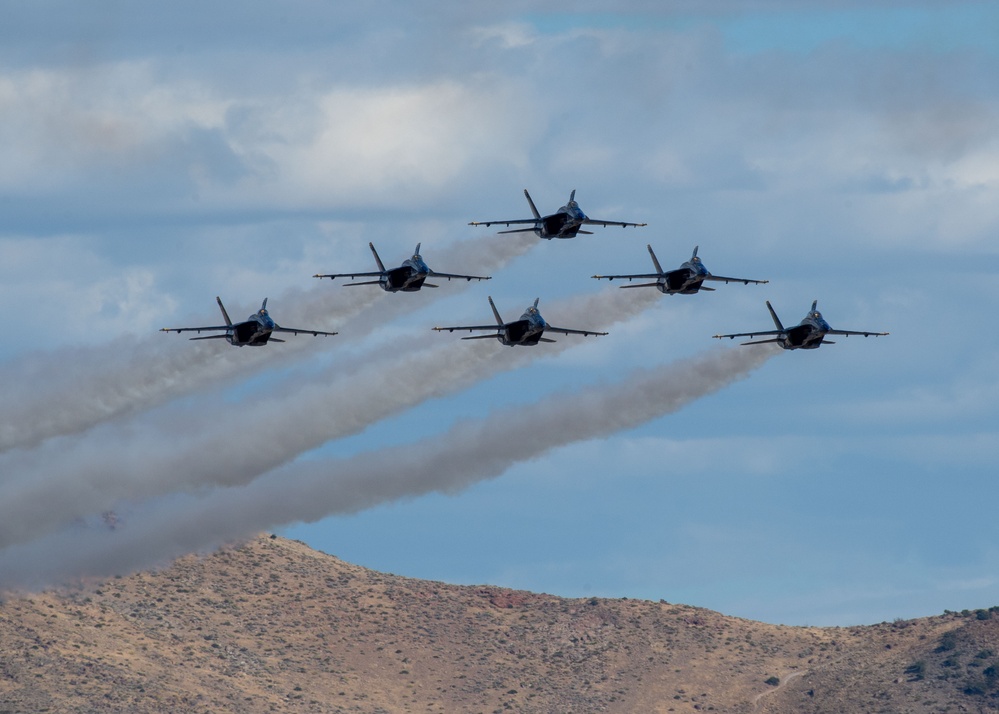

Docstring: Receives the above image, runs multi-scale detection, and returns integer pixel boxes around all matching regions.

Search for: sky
[1,1,997,627]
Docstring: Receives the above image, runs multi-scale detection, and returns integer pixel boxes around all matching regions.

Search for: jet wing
[313,271,384,280]
[544,325,608,337]
[581,218,648,228]
[703,275,769,286]
[591,272,661,282]
[160,325,230,335]
[467,219,538,228]
[825,329,889,337]
[712,330,783,341]
[427,270,492,282]
[272,326,338,337]
[432,324,503,333]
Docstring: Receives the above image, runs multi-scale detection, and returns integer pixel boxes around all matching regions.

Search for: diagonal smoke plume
[0,286,660,548]
[0,344,777,592]
[0,232,536,454]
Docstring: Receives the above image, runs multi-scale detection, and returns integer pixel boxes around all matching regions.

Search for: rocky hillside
[0,535,997,713]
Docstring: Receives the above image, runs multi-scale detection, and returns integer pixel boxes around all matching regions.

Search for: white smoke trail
[0,286,660,547]
[0,345,777,592]
[0,232,536,454]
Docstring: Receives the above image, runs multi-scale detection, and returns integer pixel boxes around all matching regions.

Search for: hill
[1,535,997,713]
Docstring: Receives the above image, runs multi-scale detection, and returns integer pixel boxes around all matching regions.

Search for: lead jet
[313,242,491,292]
[160,297,337,346]
[433,297,607,346]
[468,189,647,239]
[713,300,888,350]
[592,245,768,295]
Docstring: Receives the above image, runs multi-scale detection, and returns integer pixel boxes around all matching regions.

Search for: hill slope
[0,535,997,713]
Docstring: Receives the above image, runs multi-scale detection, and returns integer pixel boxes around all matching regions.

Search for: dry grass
[0,535,996,713]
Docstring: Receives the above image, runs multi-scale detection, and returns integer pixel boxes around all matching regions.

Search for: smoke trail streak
[0,232,536,454]
[0,286,659,548]
[0,345,776,592]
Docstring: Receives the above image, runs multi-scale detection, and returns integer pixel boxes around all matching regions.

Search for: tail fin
[811,299,818,312]
[691,245,699,260]
[569,189,576,202]
[261,297,268,310]
[523,189,541,220]
[413,243,421,258]
[368,242,386,272]
[647,244,665,274]
[766,301,784,331]
[216,296,233,326]
[487,296,504,325]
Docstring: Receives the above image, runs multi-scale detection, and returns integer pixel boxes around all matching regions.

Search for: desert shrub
[764,676,780,687]
[936,631,958,653]
[905,661,925,681]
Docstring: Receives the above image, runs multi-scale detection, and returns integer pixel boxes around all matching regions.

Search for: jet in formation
[433,297,608,346]
[313,242,491,292]
[592,245,768,295]
[161,297,338,346]
[713,300,888,350]
[468,189,647,239]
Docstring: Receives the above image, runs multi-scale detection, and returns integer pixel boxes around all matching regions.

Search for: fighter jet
[160,297,338,346]
[433,297,608,346]
[313,242,491,292]
[468,189,647,239]
[592,245,768,295]
[713,300,888,350]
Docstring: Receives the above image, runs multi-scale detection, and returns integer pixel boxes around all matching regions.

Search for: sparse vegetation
[1,536,998,714]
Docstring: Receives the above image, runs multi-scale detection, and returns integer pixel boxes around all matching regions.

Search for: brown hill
[0,535,997,713]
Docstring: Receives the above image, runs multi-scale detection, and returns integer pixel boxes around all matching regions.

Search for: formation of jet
[433,297,607,346]
[592,245,768,295]
[313,242,490,292]
[469,189,647,239]
[163,189,887,354]
[160,297,338,346]
[713,300,888,350]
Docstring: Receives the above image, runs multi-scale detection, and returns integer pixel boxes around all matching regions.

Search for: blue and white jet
[160,297,337,346]
[592,245,768,295]
[713,300,888,350]
[468,189,647,239]
[313,242,491,292]
[433,297,607,346]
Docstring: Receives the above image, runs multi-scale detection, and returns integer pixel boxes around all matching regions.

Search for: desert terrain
[1,535,997,713]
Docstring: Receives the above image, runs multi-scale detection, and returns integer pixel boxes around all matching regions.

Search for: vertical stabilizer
[487,296,504,325]
[368,242,386,272]
[523,189,542,220]
[216,296,233,326]
[766,301,785,331]
[647,244,665,274]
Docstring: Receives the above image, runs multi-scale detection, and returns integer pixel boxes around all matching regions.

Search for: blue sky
[1,1,997,626]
